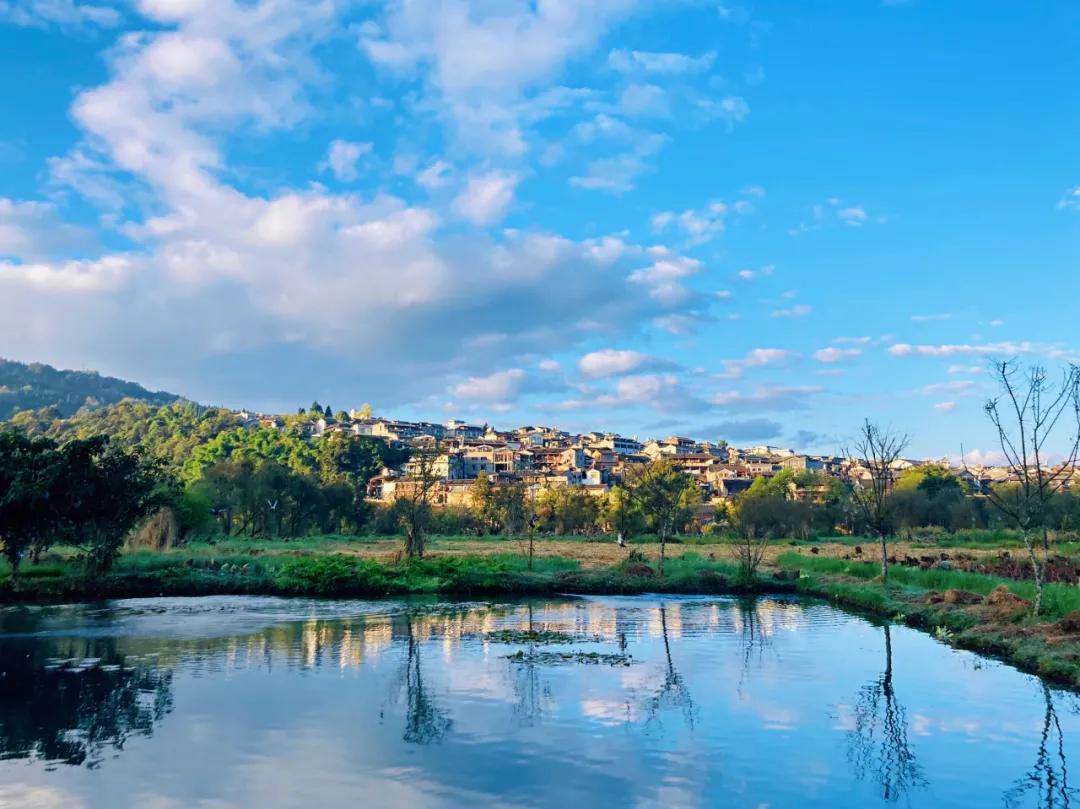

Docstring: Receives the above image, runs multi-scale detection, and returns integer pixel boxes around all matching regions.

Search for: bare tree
[847,420,910,583]
[398,444,442,558]
[983,361,1080,615]
[730,514,771,585]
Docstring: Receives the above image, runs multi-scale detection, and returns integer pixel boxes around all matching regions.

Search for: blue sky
[1,0,1078,459]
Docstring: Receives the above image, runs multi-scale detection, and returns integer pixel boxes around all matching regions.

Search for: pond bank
[0,551,794,604]
[5,549,1080,690]
[779,552,1080,689]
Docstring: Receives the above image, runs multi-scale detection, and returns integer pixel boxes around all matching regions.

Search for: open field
[65,529,1058,569]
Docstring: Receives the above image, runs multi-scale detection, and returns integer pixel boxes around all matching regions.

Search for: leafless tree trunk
[847,420,910,584]
[731,522,770,584]
[984,361,1080,615]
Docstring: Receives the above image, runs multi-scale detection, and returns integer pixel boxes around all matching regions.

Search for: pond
[0,594,1075,808]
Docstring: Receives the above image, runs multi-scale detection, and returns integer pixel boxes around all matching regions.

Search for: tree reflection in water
[0,641,172,768]
[398,615,451,745]
[736,598,775,698]
[1004,682,1079,808]
[847,624,925,802]
[511,605,553,726]
[645,604,695,731]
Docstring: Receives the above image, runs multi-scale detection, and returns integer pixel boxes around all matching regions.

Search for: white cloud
[627,252,703,306]
[719,348,796,379]
[416,159,453,191]
[933,401,957,412]
[320,139,371,182]
[451,368,526,401]
[1058,185,1080,211]
[813,347,862,363]
[3,0,703,403]
[947,364,983,375]
[613,373,676,402]
[771,303,811,318]
[698,95,749,128]
[790,198,883,236]
[452,170,519,225]
[0,255,134,293]
[734,263,773,282]
[0,0,782,418]
[889,341,1039,358]
[608,49,717,74]
[712,384,824,412]
[652,201,726,244]
[0,0,120,29]
[359,0,641,156]
[0,198,97,260]
[569,132,665,193]
[579,348,653,378]
[910,313,951,323]
[837,206,867,226]
[954,448,1007,466]
[921,380,976,395]
[620,83,668,117]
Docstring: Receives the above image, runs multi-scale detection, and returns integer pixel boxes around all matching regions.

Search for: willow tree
[848,420,910,584]
[983,361,1080,615]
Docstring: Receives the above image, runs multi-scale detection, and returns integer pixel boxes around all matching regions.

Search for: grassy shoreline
[4,538,1080,689]
[0,550,795,603]
[778,552,1080,689]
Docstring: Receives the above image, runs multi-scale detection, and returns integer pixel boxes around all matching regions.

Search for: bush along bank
[0,551,798,603]
[777,551,1080,689]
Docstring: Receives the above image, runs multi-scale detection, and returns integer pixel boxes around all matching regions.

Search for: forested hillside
[5,398,408,539]
[0,358,179,420]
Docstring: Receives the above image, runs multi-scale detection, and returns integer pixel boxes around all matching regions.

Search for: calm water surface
[0,594,1075,808]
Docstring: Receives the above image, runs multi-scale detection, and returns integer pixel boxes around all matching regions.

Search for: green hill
[0,358,181,420]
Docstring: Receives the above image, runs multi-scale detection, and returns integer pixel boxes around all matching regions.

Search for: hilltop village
[236,408,1036,514]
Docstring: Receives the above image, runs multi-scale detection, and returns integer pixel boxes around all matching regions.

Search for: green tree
[495,482,530,536]
[626,461,697,575]
[59,437,165,575]
[0,430,67,580]
[601,485,644,545]
[470,473,496,532]
[535,486,599,535]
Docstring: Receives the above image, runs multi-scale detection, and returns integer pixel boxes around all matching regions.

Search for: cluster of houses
[234,410,1074,507]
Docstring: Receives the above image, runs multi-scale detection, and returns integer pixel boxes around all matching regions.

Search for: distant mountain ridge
[0,358,182,420]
